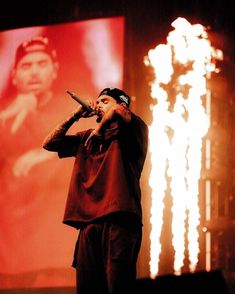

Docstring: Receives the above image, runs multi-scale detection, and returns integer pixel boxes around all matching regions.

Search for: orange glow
[145,17,223,277]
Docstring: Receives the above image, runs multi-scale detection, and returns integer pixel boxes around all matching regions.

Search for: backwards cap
[98,87,131,107]
[14,36,57,68]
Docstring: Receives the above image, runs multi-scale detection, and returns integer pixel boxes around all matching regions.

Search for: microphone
[66,90,98,114]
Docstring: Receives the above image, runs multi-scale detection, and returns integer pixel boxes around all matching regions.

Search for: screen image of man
[0,36,76,286]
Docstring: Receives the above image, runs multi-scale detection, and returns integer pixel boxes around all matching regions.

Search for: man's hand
[0,93,37,133]
[84,104,131,152]
[84,105,116,150]
[72,99,97,120]
[96,103,131,133]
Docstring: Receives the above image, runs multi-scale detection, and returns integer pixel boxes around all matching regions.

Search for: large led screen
[0,16,124,289]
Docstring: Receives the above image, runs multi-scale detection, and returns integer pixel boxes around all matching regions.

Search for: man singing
[43,87,148,293]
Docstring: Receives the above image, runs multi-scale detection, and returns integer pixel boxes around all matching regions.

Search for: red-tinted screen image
[0,17,124,289]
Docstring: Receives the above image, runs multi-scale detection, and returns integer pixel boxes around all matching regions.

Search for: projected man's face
[12,51,58,97]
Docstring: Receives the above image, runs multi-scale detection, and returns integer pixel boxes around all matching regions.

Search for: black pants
[73,215,142,294]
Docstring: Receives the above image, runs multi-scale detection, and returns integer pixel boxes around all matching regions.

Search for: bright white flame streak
[149,85,170,277]
[147,17,222,278]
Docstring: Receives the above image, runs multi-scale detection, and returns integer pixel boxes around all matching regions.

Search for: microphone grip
[66,90,95,113]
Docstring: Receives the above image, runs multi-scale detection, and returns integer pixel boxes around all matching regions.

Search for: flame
[146,17,223,277]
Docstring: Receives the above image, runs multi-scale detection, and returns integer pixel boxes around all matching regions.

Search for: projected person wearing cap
[0,35,81,281]
[43,87,149,293]
[1,36,58,132]
[0,36,59,176]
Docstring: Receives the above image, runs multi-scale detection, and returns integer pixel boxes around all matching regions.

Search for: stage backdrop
[0,16,124,289]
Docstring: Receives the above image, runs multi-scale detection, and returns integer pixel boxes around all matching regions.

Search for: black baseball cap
[98,87,131,107]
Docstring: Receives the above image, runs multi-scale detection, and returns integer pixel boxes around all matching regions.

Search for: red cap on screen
[14,36,57,67]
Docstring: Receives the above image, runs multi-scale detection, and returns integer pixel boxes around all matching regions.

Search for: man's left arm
[84,104,131,148]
